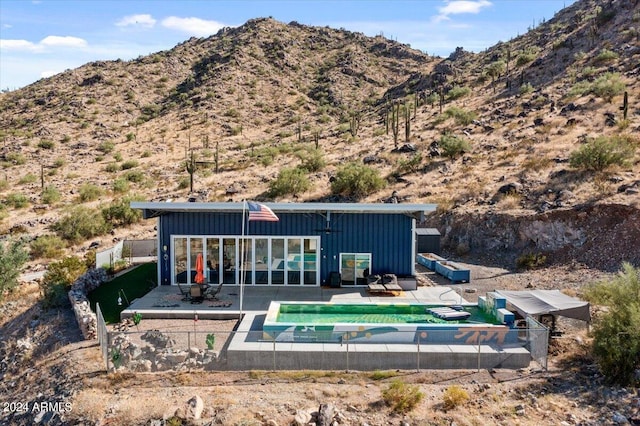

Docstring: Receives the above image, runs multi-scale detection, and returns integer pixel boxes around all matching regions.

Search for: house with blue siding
[131,202,436,288]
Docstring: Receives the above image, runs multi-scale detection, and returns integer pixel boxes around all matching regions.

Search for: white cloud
[3,24,12,29]
[40,35,88,48]
[161,16,225,37]
[116,14,156,29]
[0,39,38,51]
[439,0,492,15]
[435,1,492,22]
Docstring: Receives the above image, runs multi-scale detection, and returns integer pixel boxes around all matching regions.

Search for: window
[340,253,371,286]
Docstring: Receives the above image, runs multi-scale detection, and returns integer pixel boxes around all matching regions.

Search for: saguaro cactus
[621,91,628,120]
[185,150,197,192]
[404,102,411,143]
[391,101,400,147]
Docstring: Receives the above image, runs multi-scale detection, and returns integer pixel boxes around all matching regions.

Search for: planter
[434,261,470,283]
[416,253,446,271]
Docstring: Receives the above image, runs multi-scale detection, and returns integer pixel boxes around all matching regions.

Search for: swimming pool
[263,296,517,344]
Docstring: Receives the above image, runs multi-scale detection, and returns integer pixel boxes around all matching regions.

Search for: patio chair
[177,283,192,301]
[203,282,223,301]
[190,285,204,304]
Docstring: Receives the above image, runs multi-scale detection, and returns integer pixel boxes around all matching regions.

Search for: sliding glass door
[171,235,320,286]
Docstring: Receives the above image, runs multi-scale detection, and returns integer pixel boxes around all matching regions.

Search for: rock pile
[67,268,108,340]
[109,330,218,372]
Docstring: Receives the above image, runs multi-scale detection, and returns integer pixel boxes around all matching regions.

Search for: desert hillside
[0,1,639,270]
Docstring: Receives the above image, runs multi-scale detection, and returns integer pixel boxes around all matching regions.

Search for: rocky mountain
[0,0,639,269]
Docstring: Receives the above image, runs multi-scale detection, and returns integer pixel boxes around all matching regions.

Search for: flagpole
[240,200,246,319]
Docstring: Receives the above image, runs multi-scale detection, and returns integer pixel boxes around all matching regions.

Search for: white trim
[132,201,436,215]
[411,218,416,276]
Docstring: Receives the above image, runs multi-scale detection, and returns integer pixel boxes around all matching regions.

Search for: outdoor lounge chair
[203,282,223,300]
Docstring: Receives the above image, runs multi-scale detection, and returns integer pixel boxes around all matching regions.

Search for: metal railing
[95,303,110,372]
[101,326,548,372]
[95,239,157,270]
[526,316,550,370]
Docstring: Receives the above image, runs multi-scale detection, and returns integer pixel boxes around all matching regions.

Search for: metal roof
[131,201,437,219]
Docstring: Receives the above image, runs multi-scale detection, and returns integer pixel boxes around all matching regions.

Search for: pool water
[263,301,515,344]
[276,304,501,325]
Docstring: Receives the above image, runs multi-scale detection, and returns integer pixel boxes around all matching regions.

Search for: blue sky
[0,0,575,91]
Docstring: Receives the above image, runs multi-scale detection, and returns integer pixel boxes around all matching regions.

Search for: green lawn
[88,262,157,323]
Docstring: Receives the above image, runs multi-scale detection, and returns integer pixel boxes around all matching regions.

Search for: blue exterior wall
[157,211,414,285]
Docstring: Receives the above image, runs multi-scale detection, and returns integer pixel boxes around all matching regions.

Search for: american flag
[247,201,279,222]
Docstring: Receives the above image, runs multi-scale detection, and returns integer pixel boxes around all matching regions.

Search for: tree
[0,239,28,301]
[584,262,640,386]
[485,60,505,93]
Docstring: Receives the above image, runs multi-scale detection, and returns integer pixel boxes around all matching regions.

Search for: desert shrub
[442,385,470,410]
[18,173,38,184]
[30,234,66,259]
[123,170,145,183]
[584,263,640,386]
[0,179,8,191]
[41,256,87,309]
[104,163,120,173]
[5,152,26,165]
[593,48,619,64]
[177,176,190,190]
[0,239,29,301]
[516,50,537,66]
[120,160,138,170]
[269,167,310,197]
[6,192,29,208]
[426,92,439,106]
[297,148,326,172]
[78,183,104,202]
[446,86,471,100]
[37,139,55,150]
[569,135,636,171]
[439,134,471,159]
[41,185,61,204]
[569,72,625,102]
[53,206,110,244]
[516,252,547,270]
[394,153,423,175]
[98,141,115,153]
[113,152,123,162]
[591,73,625,102]
[331,162,386,199]
[519,82,534,94]
[381,380,424,413]
[112,177,130,193]
[52,157,66,168]
[369,370,400,381]
[101,196,143,227]
[444,107,477,126]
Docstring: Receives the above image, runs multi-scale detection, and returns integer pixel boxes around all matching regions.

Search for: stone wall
[67,268,108,340]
